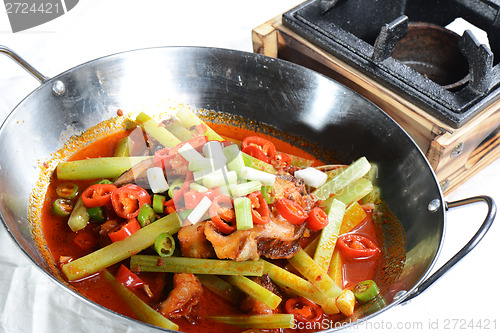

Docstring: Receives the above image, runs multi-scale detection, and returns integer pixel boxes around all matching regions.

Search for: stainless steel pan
[0,45,495,331]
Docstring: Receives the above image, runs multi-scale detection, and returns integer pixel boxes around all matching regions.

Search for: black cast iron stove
[281,0,500,128]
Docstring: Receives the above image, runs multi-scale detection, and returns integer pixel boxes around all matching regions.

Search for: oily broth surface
[29,107,406,331]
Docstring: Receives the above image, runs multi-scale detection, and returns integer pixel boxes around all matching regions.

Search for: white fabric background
[1,1,499,332]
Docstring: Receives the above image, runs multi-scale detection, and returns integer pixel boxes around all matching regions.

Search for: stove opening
[392,22,469,90]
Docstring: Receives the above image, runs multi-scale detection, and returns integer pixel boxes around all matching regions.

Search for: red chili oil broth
[41,124,384,333]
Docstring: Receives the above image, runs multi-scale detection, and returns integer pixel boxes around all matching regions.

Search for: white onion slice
[146,167,169,193]
[294,167,328,188]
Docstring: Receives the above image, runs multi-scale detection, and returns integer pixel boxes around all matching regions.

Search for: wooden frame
[252,15,500,194]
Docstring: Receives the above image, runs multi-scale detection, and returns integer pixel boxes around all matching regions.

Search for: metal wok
[0,46,495,332]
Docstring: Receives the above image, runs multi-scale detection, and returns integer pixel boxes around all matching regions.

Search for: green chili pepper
[167,178,184,198]
[153,194,166,214]
[154,232,175,257]
[353,280,380,303]
[138,203,156,227]
[261,185,275,204]
[177,209,192,221]
[52,198,74,217]
[87,206,105,222]
[55,183,79,199]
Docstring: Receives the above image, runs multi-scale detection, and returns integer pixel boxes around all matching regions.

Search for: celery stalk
[113,136,131,157]
[322,178,373,207]
[224,275,282,309]
[207,314,294,329]
[288,249,343,299]
[241,152,277,174]
[164,118,195,142]
[313,199,346,272]
[196,274,244,304]
[312,156,371,200]
[230,180,262,198]
[62,213,182,281]
[130,255,264,276]
[175,105,223,141]
[57,156,151,180]
[136,112,181,147]
[262,261,339,314]
[328,250,343,287]
[103,270,179,330]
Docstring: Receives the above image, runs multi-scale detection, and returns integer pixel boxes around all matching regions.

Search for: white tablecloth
[1,1,499,332]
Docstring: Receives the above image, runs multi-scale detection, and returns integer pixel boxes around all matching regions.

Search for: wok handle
[401,195,496,303]
[0,45,48,83]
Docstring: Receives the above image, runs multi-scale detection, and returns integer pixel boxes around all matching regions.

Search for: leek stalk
[207,314,294,329]
[288,249,343,299]
[57,156,151,180]
[103,270,179,330]
[135,112,181,147]
[224,275,282,309]
[130,255,264,276]
[62,213,182,281]
[312,156,371,200]
[313,199,346,271]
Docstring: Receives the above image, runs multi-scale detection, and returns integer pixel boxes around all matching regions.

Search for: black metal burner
[282,0,500,128]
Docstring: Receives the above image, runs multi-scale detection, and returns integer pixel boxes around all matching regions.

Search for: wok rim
[0,45,446,332]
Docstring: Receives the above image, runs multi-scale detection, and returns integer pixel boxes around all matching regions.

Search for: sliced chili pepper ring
[209,195,236,234]
[336,234,381,261]
[305,207,329,231]
[285,297,323,323]
[247,191,270,225]
[353,280,380,303]
[275,198,308,225]
[111,184,151,219]
[242,136,276,163]
[81,184,117,208]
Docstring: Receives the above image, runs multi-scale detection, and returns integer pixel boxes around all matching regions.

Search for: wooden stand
[252,15,500,194]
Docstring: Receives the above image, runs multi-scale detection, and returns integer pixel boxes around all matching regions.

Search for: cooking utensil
[0,45,495,331]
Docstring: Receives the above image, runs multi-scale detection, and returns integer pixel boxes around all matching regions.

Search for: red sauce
[41,124,383,333]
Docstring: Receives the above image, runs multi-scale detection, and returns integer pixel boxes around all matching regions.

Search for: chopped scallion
[152,194,166,214]
[241,166,275,185]
[190,182,208,193]
[146,166,169,193]
[186,196,212,224]
[178,142,205,162]
[234,197,253,230]
[202,170,237,189]
[294,167,328,188]
[230,180,262,198]
[203,141,227,163]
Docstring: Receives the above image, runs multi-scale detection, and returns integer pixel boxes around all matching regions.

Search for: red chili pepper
[172,171,193,206]
[108,218,141,242]
[336,234,381,261]
[241,136,276,163]
[306,207,329,231]
[81,184,117,208]
[275,198,308,225]
[209,195,236,234]
[111,184,151,219]
[285,297,323,323]
[247,191,270,225]
[271,153,292,170]
[115,264,145,289]
[183,187,221,210]
[154,136,208,169]
[73,231,98,250]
